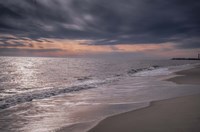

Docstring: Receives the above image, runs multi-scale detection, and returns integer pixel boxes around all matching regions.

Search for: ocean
[0,56,200,132]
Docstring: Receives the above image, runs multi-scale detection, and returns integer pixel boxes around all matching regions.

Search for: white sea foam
[0,79,112,110]
[133,67,171,76]
[0,63,198,110]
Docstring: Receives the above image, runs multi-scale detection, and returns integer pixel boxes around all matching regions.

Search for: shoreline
[166,65,200,85]
[88,66,200,132]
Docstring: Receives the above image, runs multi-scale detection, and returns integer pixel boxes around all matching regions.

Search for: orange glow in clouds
[0,38,175,56]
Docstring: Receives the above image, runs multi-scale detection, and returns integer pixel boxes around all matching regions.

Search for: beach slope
[167,66,200,85]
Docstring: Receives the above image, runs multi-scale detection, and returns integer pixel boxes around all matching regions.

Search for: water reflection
[12,58,38,92]
[0,57,42,98]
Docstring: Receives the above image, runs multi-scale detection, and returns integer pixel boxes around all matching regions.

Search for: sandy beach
[88,66,200,132]
[167,66,200,85]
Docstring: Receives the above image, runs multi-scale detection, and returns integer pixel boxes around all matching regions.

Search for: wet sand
[88,66,200,132]
[167,66,200,85]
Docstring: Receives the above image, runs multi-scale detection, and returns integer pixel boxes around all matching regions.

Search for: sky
[0,0,200,58]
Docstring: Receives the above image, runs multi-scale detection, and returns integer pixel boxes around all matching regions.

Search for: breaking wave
[0,79,113,110]
[0,65,170,110]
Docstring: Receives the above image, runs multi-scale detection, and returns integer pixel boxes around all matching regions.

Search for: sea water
[0,56,200,132]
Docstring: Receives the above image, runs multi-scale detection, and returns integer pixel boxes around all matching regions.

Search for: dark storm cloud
[0,43,27,47]
[176,37,200,49]
[0,0,200,48]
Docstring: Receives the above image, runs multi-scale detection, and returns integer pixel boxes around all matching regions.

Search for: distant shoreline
[172,58,200,60]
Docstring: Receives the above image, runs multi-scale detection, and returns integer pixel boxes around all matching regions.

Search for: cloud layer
[0,0,200,48]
